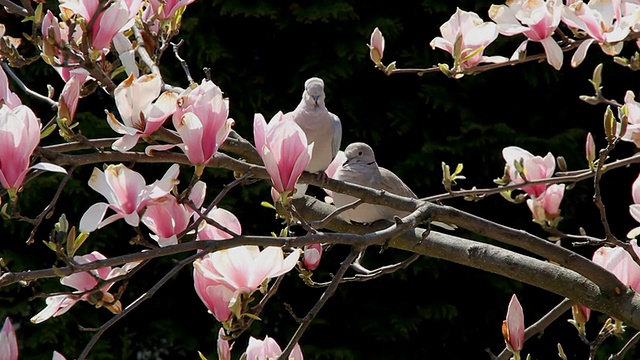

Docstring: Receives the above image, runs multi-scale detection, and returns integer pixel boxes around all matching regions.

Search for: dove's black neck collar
[367,161,376,166]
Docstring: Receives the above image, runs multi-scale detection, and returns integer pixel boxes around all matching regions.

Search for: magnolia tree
[2,0,640,359]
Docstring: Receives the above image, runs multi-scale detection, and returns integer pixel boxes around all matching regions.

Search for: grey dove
[332,142,455,230]
[285,77,342,197]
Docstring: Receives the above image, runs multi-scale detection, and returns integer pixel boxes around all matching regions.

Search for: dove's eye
[358,151,363,156]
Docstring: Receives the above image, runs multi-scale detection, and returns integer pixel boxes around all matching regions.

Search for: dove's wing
[330,112,342,160]
[378,167,417,198]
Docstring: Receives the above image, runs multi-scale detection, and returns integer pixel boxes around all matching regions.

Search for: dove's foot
[314,171,329,185]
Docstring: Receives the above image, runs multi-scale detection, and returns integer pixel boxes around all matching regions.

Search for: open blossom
[108,73,178,152]
[245,335,304,360]
[141,181,206,246]
[368,27,385,66]
[592,240,640,290]
[489,0,564,70]
[430,8,507,70]
[193,246,301,321]
[79,164,180,233]
[502,294,524,356]
[254,112,313,196]
[502,146,555,198]
[148,80,234,168]
[0,318,18,360]
[562,0,640,66]
[526,183,565,222]
[0,105,67,192]
[31,251,140,323]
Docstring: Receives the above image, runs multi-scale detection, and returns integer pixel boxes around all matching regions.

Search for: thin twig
[278,247,360,360]
[609,330,640,360]
[171,40,194,84]
[76,246,213,359]
[310,198,363,229]
[132,26,161,75]
[1,62,58,109]
[26,166,76,244]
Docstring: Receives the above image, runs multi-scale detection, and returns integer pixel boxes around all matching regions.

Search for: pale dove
[285,77,342,197]
[332,142,455,230]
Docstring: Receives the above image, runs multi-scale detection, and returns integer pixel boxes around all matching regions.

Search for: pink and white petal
[79,202,110,233]
[52,351,66,360]
[98,212,125,229]
[261,146,285,193]
[107,112,139,135]
[571,38,594,67]
[540,36,563,70]
[145,91,179,133]
[272,248,302,277]
[112,133,142,152]
[123,211,141,227]
[31,162,67,174]
[148,164,180,198]
[61,271,98,291]
[30,295,79,324]
[189,181,207,209]
[145,143,180,156]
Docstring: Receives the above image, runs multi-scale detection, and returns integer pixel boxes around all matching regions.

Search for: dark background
[2,0,640,359]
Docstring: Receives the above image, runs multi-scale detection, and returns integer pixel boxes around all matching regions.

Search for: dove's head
[303,77,325,107]
[343,142,376,167]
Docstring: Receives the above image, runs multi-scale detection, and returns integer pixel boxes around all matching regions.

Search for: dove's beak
[312,95,320,106]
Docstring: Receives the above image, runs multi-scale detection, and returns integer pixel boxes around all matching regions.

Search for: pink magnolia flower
[430,8,507,70]
[245,335,304,360]
[150,80,234,168]
[562,0,640,66]
[193,246,301,321]
[322,150,347,201]
[148,0,196,20]
[592,241,640,291]
[621,90,640,147]
[79,164,180,233]
[489,0,564,70]
[0,317,18,360]
[195,206,242,241]
[31,251,140,323]
[141,181,206,246]
[526,183,565,222]
[502,146,555,198]
[0,105,67,192]
[52,351,67,360]
[368,27,385,66]
[253,112,313,196]
[0,65,21,109]
[108,73,178,152]
[302,243,323,271]
[502,294,525,355]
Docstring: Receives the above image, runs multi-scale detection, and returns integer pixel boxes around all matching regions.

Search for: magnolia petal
[571,38,594,67]
[112,133,143,152]
[31,162,67,174]
[79,202,110,233]
[30,295,79,324]
[540,36,563,70]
